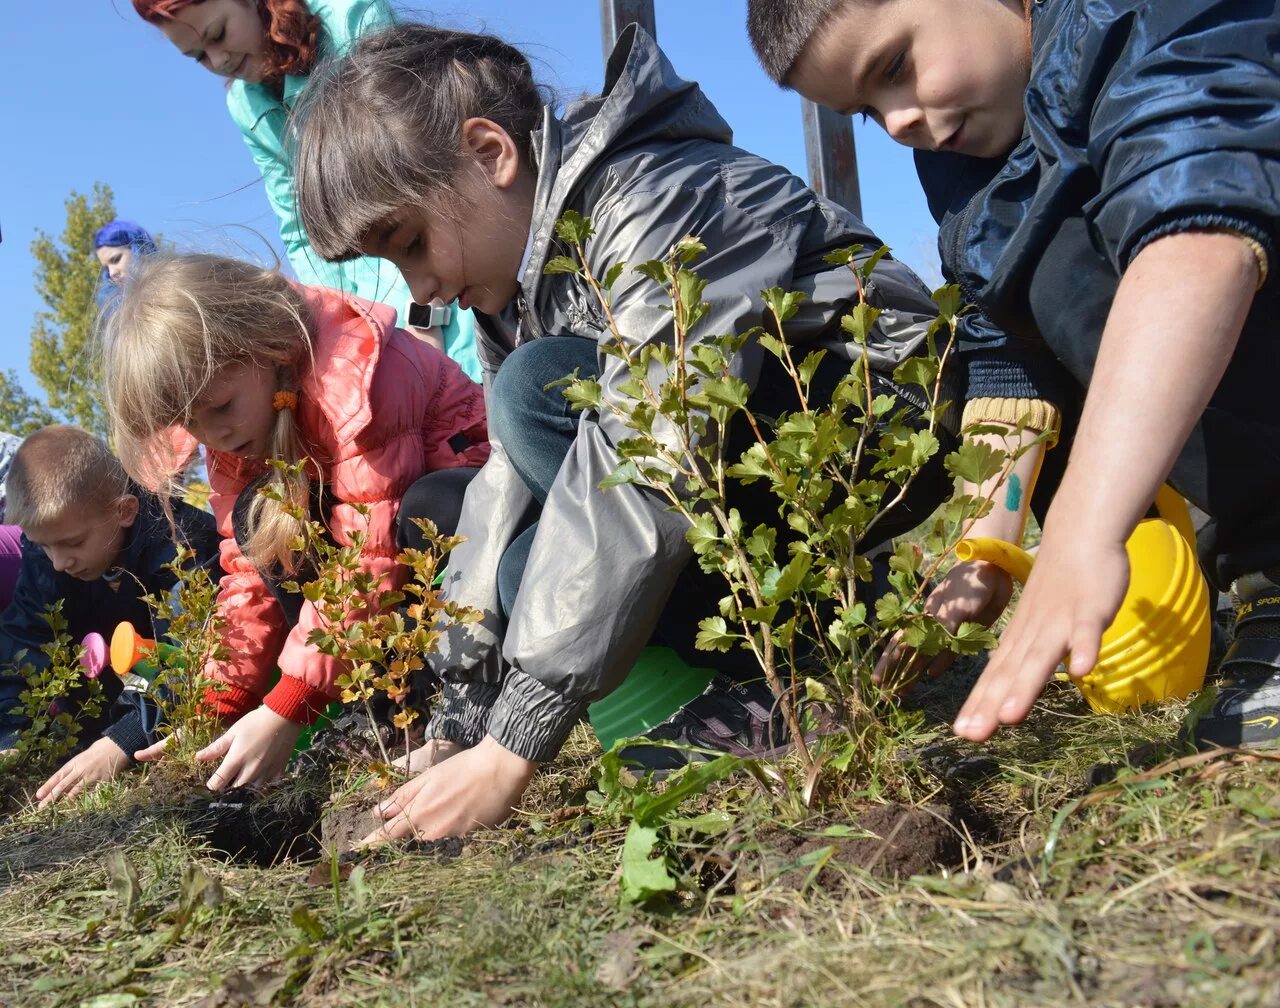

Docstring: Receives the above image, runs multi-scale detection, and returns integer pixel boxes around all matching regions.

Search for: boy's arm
[953,230,1259,741]
[0,542,59,747]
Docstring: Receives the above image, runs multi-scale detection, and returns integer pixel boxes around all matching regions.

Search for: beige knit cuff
[961,397,1062,448]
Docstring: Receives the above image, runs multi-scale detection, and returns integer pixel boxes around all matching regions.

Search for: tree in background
[0,370,56,436]
[28,184,117,437]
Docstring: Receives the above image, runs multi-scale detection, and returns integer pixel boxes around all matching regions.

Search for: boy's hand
[196,704,303,791]
[36,736,131,807]
[873,560,1014,692]
[359,735,537,845]
[953,527,1129,742]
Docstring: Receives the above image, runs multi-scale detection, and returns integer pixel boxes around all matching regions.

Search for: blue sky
[0,0,939,397]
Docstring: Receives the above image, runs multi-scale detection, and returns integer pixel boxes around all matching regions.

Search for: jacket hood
[521,26,733,308]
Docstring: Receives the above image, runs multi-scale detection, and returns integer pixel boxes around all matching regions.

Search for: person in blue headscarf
[94,220,157,291]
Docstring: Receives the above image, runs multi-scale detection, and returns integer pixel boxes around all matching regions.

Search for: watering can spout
[953,537,1034,585]
[952,486,1209,713]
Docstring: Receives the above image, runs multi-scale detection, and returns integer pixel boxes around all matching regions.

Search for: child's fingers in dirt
[135,735,175,762]
[374,772,433,820]
[36,765,76,806]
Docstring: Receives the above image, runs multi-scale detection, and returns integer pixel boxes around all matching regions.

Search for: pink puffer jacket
[205,286,489,724]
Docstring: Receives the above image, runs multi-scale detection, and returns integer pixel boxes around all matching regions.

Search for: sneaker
[1193,571,1280,750]
[615,674,795,776]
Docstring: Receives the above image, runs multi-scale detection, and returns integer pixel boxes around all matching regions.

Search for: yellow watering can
[953,485,1210,714]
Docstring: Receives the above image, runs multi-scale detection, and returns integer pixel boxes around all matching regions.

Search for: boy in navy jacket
[749,0,1280,748]
[0,426,220,802]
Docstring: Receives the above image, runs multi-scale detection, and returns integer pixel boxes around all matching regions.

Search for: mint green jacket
[225,0,480,379]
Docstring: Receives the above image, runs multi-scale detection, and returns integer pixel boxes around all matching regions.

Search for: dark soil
[174,784,324,867]
[744,802,969,891]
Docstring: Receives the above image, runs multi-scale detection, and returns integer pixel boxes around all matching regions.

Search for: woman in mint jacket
[132,0,481,380]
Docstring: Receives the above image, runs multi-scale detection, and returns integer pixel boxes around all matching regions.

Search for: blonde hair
[5,426,130,531]
[101,253,316,573]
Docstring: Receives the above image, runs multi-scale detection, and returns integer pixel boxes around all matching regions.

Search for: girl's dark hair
[292,23,546,262]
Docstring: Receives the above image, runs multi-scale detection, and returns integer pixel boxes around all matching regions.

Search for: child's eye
[405,236,422,257]
[212,26,225,42]
[885,51,907,83]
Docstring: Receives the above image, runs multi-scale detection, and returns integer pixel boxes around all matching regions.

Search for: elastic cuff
[103,710,150,761]
[484,668,587,763]
[962,397,1061,447]
[200,683,259,723]
[263,677,334,726]
[425,679,503,747]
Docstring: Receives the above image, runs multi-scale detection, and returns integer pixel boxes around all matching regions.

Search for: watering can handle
[1153,485,1196,549]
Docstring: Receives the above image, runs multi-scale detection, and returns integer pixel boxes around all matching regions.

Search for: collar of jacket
[295,284,396,447]
[518,24,733,342]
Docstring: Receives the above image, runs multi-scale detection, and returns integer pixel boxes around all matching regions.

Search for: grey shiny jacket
[427,26,941,761]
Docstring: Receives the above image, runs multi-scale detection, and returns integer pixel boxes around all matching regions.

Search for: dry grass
[2,684,1279,1008]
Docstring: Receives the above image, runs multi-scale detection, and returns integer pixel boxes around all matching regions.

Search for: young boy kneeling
[0,426,220,803]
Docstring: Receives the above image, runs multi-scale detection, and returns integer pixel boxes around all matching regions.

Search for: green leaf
[944,440,1008,485]
[931,283,964,321]
[620,821,677,904]
[840,303,882,345]
[797,349,827,389]
[553,210,594,246]
[543,256,582,277]
[602,261,627,290]
[562,378,603,411]
[673,234,707,263]
[634,259,668,285]
[761,287,808,324]
[893,356,939,391]
[858,244,891,282]
[695,616,737,652]
[762,553,813,602]
[669,810,734,836]
[804,677,830,703]
[823,244,864,267]
[599,460,640,491]
[698,375,751,410]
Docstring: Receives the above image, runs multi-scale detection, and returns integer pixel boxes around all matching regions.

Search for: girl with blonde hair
[103,252,490,789]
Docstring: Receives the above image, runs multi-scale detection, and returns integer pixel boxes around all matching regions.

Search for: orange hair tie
[272,390,298,412]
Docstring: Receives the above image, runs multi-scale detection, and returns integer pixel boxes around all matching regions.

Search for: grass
[2,674,1280,1008]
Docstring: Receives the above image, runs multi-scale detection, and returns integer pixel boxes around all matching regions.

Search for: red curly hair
[133,0,321,85]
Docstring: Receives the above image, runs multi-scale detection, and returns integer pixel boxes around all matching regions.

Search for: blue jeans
[489,335,955,677]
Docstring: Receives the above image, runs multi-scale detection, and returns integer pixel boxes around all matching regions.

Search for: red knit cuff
[200,684,259,724]
[263,676,335,726]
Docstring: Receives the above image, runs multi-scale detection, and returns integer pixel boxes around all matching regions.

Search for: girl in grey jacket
[292,22,952,841]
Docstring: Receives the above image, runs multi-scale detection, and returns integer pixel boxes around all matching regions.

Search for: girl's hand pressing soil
[359,735,537,845]
[35,736,132,808]
[196,704,304,791]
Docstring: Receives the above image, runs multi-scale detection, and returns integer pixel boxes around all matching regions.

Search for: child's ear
[460,117,522,189]
[117,493,140,529]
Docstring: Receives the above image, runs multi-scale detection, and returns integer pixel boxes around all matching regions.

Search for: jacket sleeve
[1084,1,1280,274]
[202,465,289,722]
[0,542,56,747]
[485,181,912,761]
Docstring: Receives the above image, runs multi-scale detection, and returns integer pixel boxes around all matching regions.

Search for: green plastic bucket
[588,646,716,751]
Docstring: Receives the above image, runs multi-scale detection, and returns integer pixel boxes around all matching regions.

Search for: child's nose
[883,106,924,145]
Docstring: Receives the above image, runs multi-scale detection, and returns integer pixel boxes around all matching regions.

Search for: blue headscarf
[94,219,157,287]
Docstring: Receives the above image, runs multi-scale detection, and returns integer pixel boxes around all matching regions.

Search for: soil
[173,784,325,867]
[744,802,969,891]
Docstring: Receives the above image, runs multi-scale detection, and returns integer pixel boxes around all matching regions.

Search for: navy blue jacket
[0,490,220,755]
[917,0,1280,583]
